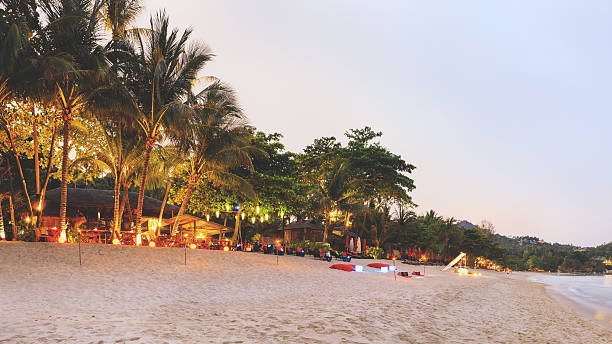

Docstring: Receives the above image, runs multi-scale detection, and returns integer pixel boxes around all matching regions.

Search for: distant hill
[457,220,476,229]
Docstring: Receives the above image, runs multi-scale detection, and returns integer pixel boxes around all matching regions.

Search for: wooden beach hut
[277,220,324,242]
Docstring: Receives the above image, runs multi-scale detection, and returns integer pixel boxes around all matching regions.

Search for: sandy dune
[0,242,610,343]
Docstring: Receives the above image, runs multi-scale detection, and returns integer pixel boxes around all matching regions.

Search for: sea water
[529,274,612,325]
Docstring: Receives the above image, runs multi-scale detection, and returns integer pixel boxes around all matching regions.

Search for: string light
[241,212,245,220]
[225,204,230,212]
[260,216,264,223]
[251,217,256,224]
[256,206,260,215]
[206,214,210,221]
[215,210,220,218]
[265,213,269,221]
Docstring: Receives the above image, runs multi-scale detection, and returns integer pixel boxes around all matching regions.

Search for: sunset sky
[137,1,612,246]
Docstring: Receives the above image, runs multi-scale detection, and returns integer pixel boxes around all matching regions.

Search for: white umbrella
[356,237,362,253]
[349,237,354,251]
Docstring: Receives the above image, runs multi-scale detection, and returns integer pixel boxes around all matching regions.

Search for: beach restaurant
[28,188,232,243]
[277,220,324,242]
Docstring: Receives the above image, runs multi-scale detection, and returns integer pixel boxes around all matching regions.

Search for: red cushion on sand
[367,263,390,269]
[412,271,423,276]
[329,264,356,272]
[398,272,412,278]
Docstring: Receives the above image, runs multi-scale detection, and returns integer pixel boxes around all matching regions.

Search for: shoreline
[526,274,612,329]
[1,242,610,343]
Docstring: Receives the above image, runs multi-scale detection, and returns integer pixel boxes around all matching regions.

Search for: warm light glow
[112,238,120,245]
[223,246,230,252]
[225,204,230,212]
[280,211,284,218]
[260,216,264,223]
[206,214,210,221]
[215,210,220,218]
[149,241,156,247]
[265,213,269,221]
[251,217,256,224]
[135,233,142,246]
[457,268,468,276]
[58,229,67,243]
[256,206,260,215]
[184,233,188,238]
[37,202,42,211]
[0,229,5,239]
[241,212,245,220]
[190,243,196,249]
[25,217,31,223]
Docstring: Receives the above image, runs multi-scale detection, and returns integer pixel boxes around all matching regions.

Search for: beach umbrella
[356,237,362,253]
[349,238,354,252]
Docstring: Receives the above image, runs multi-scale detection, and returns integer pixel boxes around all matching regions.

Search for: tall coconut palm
[78,121,143,237]
[170,82,256,234]
[315,160,359,242]
[120,11,214,233]
[36,0,108,232]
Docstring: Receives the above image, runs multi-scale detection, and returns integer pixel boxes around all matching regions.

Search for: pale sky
[137,1,612,247]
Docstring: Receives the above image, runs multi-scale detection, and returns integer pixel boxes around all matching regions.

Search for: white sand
[1,242,610,343]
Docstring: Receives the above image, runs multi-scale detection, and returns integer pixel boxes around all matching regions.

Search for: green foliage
[366,246,384,259]
[16,223,35,242]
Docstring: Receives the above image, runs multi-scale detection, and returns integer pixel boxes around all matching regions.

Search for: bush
[16,223,36,242]
[366,246,385,259]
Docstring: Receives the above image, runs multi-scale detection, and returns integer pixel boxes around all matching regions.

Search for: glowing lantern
[58,229,67,243]
[265,213,269,221]
[206,214,210,221]
[225,204,230,212]
[223,246,230,252]
[184,233,188,238]
[190,243,197,249]
[215,210,220,218]
[256,206,260,215]
[149,241,156,247]
[251,217,256,224]
[112,238,121,245]
[260,216,264,223]
[37,202,42,211]
[0,229,5,239]
[135,233,142,246]
[241,212,245,220]
[25,217,31,223]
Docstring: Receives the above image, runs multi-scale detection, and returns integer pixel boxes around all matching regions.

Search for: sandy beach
[1,242,610,344]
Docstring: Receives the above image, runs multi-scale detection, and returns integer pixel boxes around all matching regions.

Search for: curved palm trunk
[156,181,171,237]
[5,128,33,217]
[59,118,71,231]
[32,109,40,195]
[118,182,130,229]
[0,198,4,239]
[135,138,154,233]
[171,174,199,234]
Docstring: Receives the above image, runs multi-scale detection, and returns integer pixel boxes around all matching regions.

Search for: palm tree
[170,82,256,235]
[76,120,143,237]
[37,0,108,232]
[120,11,214,234]
[315,160,359,242]
[103,0,142,41]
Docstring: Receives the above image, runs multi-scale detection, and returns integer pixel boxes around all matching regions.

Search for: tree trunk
[6,157,17,240]
[8,194,16,240]
[232,209,242,241]
[4,127,33,217]
[59,117,71,231]
[32,106,40,195]
[39,120,57,217]
[171,174,199,234]
[118,182,130,229]
[135,138,154,233]
[112,176,122,238]
[0,197,5,239]
[157,181,171,234]
[323,212,330,242]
